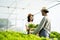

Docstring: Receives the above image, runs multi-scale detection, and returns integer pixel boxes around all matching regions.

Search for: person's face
[30,16,33,21]
[41,11,46,16]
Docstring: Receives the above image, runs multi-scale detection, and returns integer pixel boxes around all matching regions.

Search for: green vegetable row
[0,31,60,40]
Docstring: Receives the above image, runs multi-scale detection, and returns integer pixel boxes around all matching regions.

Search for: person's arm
[44,19,51,32]
[32,17,47,34]
[25,24,30,31]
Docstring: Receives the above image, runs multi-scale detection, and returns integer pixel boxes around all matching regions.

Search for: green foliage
[28,24,37,28]
[0,31,41,40]
[53,38,58,40]
[0,31,60,40]
[50,31,60,38]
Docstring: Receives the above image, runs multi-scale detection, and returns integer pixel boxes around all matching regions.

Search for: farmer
[32,7,51,38]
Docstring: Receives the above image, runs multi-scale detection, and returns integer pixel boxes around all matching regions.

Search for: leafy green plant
[28,24,38,28]
[0,31,60,40]
[50,31,60,38]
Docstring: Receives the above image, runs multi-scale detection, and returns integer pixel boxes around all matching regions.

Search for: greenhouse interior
[0,0,60,40]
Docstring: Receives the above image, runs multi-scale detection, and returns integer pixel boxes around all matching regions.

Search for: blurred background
[0,0,60,33]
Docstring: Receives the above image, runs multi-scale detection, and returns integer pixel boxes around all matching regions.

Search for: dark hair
[41,9,49,13]
[27,13,34,22]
